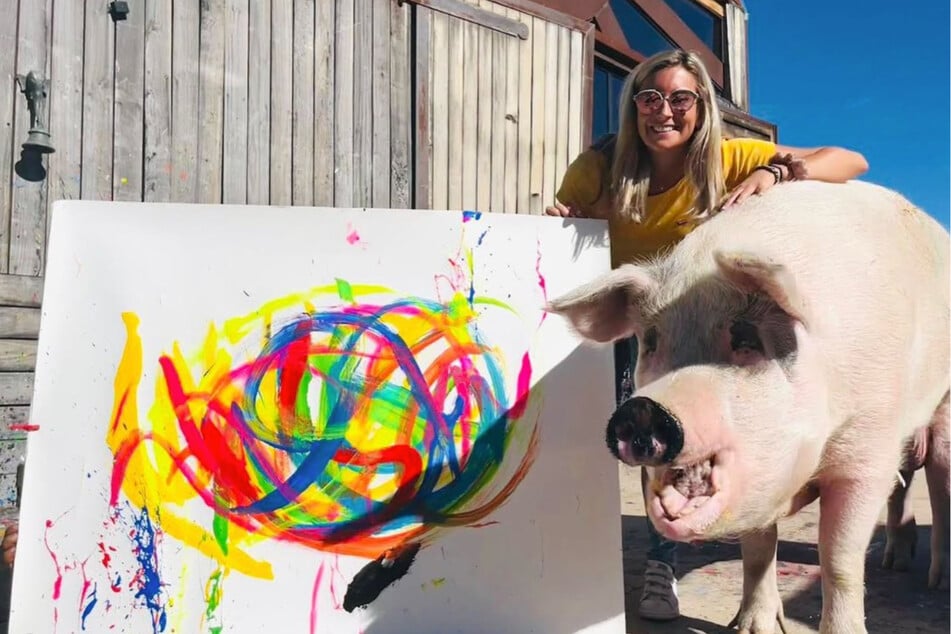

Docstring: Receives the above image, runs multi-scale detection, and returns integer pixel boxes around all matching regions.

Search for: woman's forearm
[776,144,869,183]
[800,147,869,182]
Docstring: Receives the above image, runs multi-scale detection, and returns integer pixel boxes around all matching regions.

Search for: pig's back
[683,180,949,428]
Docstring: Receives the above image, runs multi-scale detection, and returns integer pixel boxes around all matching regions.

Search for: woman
[547,48,868,622]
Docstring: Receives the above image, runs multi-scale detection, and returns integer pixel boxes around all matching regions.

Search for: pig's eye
[642,326,658,355]
[729,320,763,353]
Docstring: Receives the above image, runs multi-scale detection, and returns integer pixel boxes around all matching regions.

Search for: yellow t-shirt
[555,137,777,267]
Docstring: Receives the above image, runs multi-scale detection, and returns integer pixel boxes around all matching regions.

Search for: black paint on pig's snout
[606,396,684,465]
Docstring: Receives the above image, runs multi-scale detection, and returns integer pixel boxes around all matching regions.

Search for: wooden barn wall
[0,0,594,509]
[0,0,419,509]
[415,0,588,215]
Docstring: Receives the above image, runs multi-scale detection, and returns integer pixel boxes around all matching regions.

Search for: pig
[546,179,950,634]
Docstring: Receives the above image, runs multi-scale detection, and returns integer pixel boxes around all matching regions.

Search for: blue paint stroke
[129,505,168,633]
[461,210,482,222]
[477,229,489,246]
[81,583,98,631]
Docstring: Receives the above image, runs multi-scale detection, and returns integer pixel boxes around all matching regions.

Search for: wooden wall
[0,0,594,510]
[415,0,589,215]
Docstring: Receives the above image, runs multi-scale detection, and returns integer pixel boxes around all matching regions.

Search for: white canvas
[10,201,624,634]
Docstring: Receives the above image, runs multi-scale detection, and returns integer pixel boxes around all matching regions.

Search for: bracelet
[754,164,783,184]
[769,152,808,181]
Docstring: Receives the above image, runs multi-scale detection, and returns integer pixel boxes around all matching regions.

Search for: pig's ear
[545,264,655,343]
[714,250,811,327]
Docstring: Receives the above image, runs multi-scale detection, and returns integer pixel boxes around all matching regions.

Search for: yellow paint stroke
[108,312,273,579]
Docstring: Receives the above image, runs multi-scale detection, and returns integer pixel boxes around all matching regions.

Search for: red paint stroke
[9,424,39,432]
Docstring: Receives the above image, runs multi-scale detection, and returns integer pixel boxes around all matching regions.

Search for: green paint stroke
[213,512,229,556]
[335,278,355,304]
[204,568,224,633]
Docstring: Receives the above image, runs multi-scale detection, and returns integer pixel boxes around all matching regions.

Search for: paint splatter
[79,561,98,631]
[97,541,122,592]
[461,210,482,222]
[128,505,167,633]
[535,237,548,325]
[44,519,64,629]
[9,423,39,432]
[345,225,361,245]
[203,568,225,634]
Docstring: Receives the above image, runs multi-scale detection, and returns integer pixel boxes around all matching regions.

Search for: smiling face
[635,65,702,157]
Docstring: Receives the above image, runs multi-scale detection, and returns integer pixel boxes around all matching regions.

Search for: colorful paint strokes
[86,231,543,630]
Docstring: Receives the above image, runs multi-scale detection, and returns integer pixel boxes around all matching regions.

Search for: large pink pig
[547,180,949,634]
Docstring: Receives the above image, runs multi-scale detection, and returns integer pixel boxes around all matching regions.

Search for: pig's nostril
[614,421,633,442]
[607,396,684,464]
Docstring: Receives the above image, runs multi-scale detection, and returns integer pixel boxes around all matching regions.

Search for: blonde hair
[610,49,724,223]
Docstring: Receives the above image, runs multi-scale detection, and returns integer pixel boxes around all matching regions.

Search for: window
[608,0,676,58]
[665,0,723,58]
[592,60,629,141]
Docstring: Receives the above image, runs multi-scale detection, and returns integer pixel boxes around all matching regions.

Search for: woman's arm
[546,147,612,218]
[722,142,869,208]
[774,144,869,183]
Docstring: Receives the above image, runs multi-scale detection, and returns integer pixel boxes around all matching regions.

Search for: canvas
[10,201,624,634]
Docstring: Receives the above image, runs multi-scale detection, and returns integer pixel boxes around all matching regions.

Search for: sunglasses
[633,88,699,114]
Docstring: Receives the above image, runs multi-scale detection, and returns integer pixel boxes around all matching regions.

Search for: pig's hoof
[928,551,948,589]
[728,603,788,634]
[881,521,917,571]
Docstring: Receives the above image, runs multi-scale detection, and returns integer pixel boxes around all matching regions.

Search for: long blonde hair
[610,49,724,223]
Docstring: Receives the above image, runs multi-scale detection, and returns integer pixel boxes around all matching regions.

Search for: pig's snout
[607,397,684,466]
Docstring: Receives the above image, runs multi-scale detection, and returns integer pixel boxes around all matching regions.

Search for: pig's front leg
[727,523,788,634]
[817,473,896,634]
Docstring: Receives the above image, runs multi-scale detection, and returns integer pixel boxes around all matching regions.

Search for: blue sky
[746,1,950,228]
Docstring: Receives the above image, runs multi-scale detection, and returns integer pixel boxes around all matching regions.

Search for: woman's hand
[721,167,778,209]
[2,522,17,569]
[545,201,582,218]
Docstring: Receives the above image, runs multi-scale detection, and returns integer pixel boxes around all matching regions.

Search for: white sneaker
[638,560,680,621]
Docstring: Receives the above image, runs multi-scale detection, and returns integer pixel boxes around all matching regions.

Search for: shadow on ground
[621,511,950,634]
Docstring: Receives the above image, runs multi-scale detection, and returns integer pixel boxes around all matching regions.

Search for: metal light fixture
[15,71,55,155]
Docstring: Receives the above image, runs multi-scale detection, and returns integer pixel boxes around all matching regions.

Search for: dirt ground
[617,464,950,633]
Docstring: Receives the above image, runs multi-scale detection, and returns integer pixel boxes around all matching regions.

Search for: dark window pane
[609,0,675,57]
[666,0,723,58]
[593,60,629,141]
[593,65,610,141]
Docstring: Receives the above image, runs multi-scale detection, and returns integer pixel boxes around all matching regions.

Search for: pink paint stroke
[310,562,326,634]
[44,519,63,631]
[535,237,548,324]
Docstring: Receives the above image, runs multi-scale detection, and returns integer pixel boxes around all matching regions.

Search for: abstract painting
[11,203,625,633]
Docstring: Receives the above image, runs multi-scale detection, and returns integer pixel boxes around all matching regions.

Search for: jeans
[614,337,678,572]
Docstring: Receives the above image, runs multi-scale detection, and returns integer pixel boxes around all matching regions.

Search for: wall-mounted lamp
[14,71,53,182]
[15,71,55,155]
